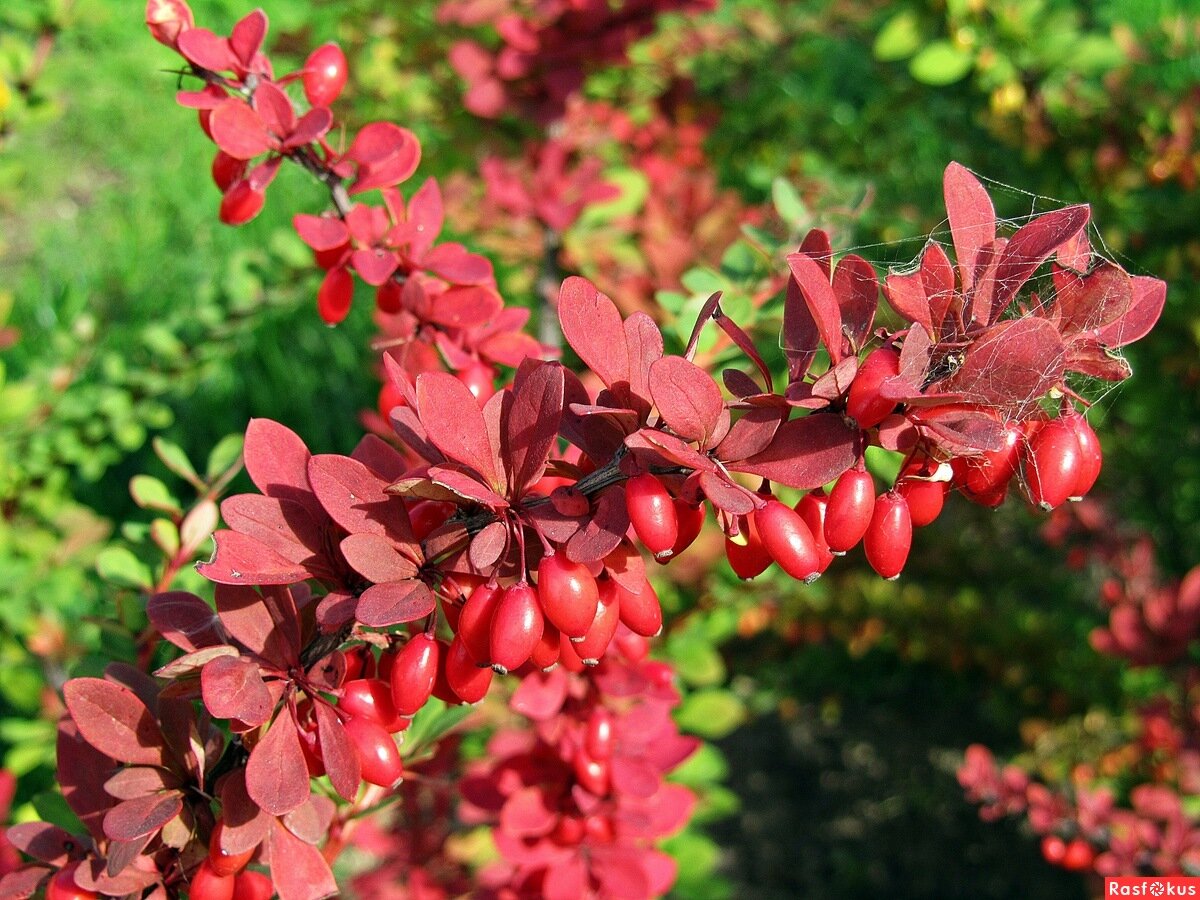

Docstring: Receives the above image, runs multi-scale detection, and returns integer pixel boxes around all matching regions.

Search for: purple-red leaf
[102,792,182,842]
[308,454,411,543]
[989,205,1091,313]
[426,285,503,329]
[786,252,845,363]
[201,655,273,726]
[314,702,360,802]
[219,770,271,854]
[198,530,313,585]
[504,360,565,495]
[62,679,165,767]
[293,214,348,251]
[209,99,272,160]
[244,419,320,515]
[6,822,75,865]
[832,254,878,350]
[246,713,310,816]
[146,591,224,652]
[567,488,629,563]
[943,162,996,292]
[884,268,933,337]
[469,521,509,570]
[177,28,236,71]
[356,580,436,628]
[729,414,858,489]
[340,533,420,583]
[56,719,115,843]
[1096,275,1166,349]
[345,122,421,195]
[229,8,267,65]
[624,312,664,411]
[558,276,628,389]
[417,373,501,488]
[215,583,300,668]
[423,243,493,284]
[268,817,339,900]
[941,317,1066,414]
[649,356,724,446]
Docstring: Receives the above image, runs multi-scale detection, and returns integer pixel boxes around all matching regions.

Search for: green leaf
[874,11,923,62]
[153,437,200,484]
[662,831,723,885]
[669,742,729,787]
[680,267,726,296]
[401,698,472,760]
[129,475,181,516]
[909,41,974,86]
[29,790,83,834]
[96,546,152,590]
[675,689,747,739]
[577,167,649,225]
[771,177,809,228]
[206,433,245,481]
[668,635,726,687]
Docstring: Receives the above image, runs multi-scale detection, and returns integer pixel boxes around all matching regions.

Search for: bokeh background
[1,0,1198,897]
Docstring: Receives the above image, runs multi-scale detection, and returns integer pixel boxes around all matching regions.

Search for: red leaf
[782,265,820,379]
[1065,340,1132,381]
[308,454,411,543]
[351,434,409,481]
[611,756,660,799]
[884,268,932,337]
[500,786,557,837]
[351,248,399,286]
[429,465,509,507]
[268,818,338,900]
[942,317,1066,414]
[1055,261,1131,336]
[209,99,273,160]
[469,520,509,570]
[63,679,165,767]
[177,28,236,71]
[215,583,300,668]
[290,220,348,255]
[544,857,588,900]
[697,471,758,516]
[714,408,785,461]
[244,419,319,515]
[345,122,421,194]
[146,591,224,652]
[229,8,267,66]
[405,178,444,258]
[624,312,664,413]
[567,488,629,564]
[1096,275,1166,348]
[6,822,75,865]
[832,254,878,351]
[417,372,501,488]
[219,494,325,567]
[989,205,1091,313]
[339,533,420,583]
[729,414,858,489]
[284,108,333,149]
[198,530,313,585]
[423,243,493,284]
[943,162,995,292]
[104,767,178,801]
[504,360,565,495]
[219,770,271,854]
[246,714,310,816]
[251,81,294,138]
[798,228,833,276]
[201,655,273,726]
[509,667,568,721]
[102,792,182,842]
[314,702,361,802]
[920,242,957,334]
[649,356,724,446]
[356,580,436,628]
[558,276,628,389]
[592,847,651,898]
[426,285,503,328]
[56,719,114,843]
[283,795,336,845]
[786,252,845,363]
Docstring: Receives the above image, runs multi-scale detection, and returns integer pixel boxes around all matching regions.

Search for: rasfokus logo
[1106,877,1200,896]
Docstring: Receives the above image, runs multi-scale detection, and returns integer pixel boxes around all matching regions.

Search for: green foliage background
[1,0,1197,897]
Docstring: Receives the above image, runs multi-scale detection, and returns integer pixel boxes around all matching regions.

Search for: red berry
[376,279,403,313]
[863,491,912,580]
[489,582,544,674]
[208,821,255,877]
[338,678,405,733]
[615,577,662,638]
[536,552,599,640]
[407,500,453,541]
[389,634,440,717]
[190,860,236,900]
[46,865,98,900]
[795,491,834,573]
[377,380,405,420]
[457,361,497,402]
[846,347,901,428]
[895,457,948,527]
[585,708,615,761]
[1024,418,1083,510]
[1062,412,1102,498]
[724,514,772,580]
[625,474,679,558]
[219,180,265,226]
[343,715,403,787]
[212,151,248,193]
[557,636,586,674]
[232,871,274,900]
[317,266,354,324]
[444,635,493,703]
[756,499,822,582]
[825,467,876,553]
[574,579,621,664]
[960,421,1022,499]
[458,582,503,665]
[302,43,348,107]
[573,751,610,796]
[1061,838,1094,872]
[1040,835,1066,865]
[667,498,706,558]
[531,621,562,670]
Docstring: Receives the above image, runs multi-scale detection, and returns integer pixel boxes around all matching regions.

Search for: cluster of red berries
[187,826,273,900]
